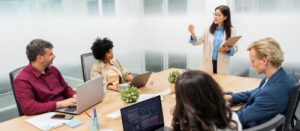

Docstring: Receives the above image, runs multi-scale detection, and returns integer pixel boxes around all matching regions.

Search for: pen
[93,107,97,118]
[85,112,91,118]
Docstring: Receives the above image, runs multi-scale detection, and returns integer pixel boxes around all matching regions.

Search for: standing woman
[188,5,238,75]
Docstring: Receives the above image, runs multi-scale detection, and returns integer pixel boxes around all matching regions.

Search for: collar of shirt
[261,79,268,90]
[98,60,116,68]
[214,27,224,37]
[216,26,224,30]
[28,64,52,78]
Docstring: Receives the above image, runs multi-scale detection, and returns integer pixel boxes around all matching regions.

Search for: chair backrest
[243,114,286,131]
[145,50,164,72]
[284,83,300,130]
[168,53,187,69]
[81,52,96,82]
[9,66,25,116]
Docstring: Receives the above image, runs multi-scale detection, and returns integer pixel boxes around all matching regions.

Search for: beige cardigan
[192,27,238,75]
[90,59,130,92]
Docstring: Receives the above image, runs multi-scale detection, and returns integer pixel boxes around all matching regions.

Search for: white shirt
[214,112,242,131]
[261,79,268,90]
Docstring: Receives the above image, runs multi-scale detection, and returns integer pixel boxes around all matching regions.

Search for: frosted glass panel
[0,0,300,122]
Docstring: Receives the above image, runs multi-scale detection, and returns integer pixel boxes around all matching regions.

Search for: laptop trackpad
[64,106,77,112]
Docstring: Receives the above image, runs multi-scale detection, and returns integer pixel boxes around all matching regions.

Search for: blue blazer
[231,68,296,128]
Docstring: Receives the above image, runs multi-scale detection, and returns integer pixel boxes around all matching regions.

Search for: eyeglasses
[213,12,223,17]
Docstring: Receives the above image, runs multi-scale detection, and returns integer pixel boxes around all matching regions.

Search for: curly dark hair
[172,70,238,131]
[91,37,114,61]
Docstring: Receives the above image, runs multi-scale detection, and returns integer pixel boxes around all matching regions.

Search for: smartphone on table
[51,114,74,120]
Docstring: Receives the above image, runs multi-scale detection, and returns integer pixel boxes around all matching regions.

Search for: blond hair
[247,37,284,68]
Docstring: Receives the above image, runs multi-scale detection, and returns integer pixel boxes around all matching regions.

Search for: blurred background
[0,0,299,122]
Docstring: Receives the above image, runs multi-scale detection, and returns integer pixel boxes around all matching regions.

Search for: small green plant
[168,70,181,84]
[121,86,140,103]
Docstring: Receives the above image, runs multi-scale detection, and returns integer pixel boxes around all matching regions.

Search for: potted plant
[168,70,181,93]
[120,86,140,103]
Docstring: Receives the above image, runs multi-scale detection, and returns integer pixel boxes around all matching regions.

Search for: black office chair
[9,66,25,116]
[283,83,300,131]
[80,52,96,82]
[243,114,286,131]
[292,122,300,131]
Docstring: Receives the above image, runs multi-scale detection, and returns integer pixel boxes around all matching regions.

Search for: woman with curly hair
[90,37,133,92]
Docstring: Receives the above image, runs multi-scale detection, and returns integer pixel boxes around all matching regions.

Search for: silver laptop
[55,77,105,115]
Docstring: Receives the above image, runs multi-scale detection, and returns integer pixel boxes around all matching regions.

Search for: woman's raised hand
[188,24,195,34]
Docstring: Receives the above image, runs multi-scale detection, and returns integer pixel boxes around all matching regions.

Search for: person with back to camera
[188,5,238,75]
[90,37,133,92]
[172,70,242,131]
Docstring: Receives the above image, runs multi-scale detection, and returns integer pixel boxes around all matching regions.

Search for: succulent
[168,70,181,84]
[121,86,140,103]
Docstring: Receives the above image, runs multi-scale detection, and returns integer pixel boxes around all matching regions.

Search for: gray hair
[26,39,53,62]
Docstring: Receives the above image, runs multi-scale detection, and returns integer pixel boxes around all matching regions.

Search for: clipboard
[223,36,242,47]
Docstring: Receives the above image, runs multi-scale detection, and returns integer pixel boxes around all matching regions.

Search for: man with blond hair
[224,37,296,128]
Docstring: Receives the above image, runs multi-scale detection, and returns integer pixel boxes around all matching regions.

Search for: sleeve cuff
[231,94,239,105]
[229,47,235,56]
[188,35,197,43]
[67,87,76,98]
[50,101,58,110]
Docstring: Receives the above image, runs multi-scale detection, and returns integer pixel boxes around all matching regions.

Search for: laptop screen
[121,96,164,131]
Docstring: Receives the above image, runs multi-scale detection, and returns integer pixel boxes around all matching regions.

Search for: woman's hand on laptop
[108,85,120,92]
[125,74,134,82]
[56,98,77,108]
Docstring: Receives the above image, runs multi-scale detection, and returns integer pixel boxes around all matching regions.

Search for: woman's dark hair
[210,5,232,40]
[91,37,114,61]
[172,70,238,131]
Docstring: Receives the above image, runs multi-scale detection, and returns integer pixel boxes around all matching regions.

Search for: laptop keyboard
[64,106,77,112]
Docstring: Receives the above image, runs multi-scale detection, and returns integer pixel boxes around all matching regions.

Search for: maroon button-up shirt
[14,64,76,115]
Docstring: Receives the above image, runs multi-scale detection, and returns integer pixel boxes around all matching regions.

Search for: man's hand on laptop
[56,98,77,108]
[72,94,77,99]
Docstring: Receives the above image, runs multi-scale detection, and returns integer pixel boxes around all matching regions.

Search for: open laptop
[55,77,105,115]
[121,95,170,131]
[119,72,152,89]
[130,72,152,88]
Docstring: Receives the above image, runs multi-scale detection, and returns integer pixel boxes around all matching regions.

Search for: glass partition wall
[0,0,299,122]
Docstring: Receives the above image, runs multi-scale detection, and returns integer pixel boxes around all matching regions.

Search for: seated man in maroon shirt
[14,39,77,115]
